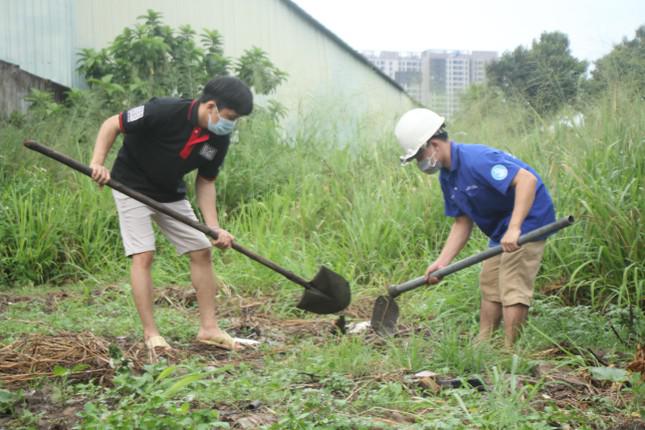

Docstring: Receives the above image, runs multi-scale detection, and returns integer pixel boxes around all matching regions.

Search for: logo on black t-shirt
[127,105,145,122]
[199,144,218,160]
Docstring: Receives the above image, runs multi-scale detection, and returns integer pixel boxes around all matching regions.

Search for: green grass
[0,81,643,427]
[0,281,641,429]
[2,82,643,308]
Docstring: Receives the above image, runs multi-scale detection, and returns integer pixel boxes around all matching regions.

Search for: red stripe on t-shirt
[118,112,124,132]
[179,127,210,159]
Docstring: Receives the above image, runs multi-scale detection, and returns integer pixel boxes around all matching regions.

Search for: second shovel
[371,216,575,335]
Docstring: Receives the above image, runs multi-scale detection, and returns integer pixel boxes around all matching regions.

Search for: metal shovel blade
[370,295,400,336]
[296,266,351,314]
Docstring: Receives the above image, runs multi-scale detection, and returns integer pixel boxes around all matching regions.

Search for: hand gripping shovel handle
[23,140,313,290]
[387,216,575,298]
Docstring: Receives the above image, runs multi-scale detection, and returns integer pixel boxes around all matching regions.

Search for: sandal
[145,335,172,350]
[196,332,241,351]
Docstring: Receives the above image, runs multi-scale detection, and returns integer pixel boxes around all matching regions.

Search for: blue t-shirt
[439,142,556,246]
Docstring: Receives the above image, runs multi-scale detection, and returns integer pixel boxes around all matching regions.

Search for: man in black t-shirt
[89,77,253,352]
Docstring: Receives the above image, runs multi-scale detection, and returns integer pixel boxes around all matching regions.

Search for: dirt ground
[0,286,642,430]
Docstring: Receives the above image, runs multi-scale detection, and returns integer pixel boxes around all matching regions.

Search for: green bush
[1,52,642,309]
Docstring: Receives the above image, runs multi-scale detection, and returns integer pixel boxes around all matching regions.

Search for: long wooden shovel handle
[23,140,313,289]
[387,216,575,298]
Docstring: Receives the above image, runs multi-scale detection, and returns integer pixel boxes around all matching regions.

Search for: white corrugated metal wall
[0,0,75,87]
[1,0,416,125]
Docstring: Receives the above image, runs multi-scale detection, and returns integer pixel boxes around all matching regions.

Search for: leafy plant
[234,47,289,95]
[75,9,286,109]
[0,388,19,415]
[589,366,629,383]
[79,363,229,429]
[52,363,90,406]
[24,89,64,117]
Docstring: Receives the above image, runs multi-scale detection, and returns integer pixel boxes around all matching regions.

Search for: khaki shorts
[112,190,211,257]
[479,241,546,307]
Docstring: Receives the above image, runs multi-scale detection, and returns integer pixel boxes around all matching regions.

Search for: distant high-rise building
[421,50,497,118]
[362,51,422,101]
[362,49,497,117]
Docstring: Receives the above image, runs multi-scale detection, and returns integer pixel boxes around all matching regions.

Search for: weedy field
[0,282,642,429]
[0,83,643,429]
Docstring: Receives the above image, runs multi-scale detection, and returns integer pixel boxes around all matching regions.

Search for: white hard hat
[395,108,445,164]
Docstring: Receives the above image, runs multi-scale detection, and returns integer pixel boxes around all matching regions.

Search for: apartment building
[362,51,422,101]
[363,49,497,118]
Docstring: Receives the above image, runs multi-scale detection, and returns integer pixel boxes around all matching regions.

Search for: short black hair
[199,76,253,116]
[432,123,448,140]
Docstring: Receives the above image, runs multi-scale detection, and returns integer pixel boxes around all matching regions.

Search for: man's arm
[195,176,234,249]
[90,115,121,184]
[500,168,537,252]
[425,215,473,283]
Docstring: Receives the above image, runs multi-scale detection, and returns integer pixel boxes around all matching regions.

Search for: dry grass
[0,332,117,386]
[627,344,645,380]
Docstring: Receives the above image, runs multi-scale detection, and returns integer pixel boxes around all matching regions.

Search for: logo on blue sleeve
[491,164,508,181]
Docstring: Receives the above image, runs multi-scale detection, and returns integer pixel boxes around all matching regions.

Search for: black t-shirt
[111,97,230,202]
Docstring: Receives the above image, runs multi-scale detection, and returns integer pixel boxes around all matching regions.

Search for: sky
[291,0,644,63]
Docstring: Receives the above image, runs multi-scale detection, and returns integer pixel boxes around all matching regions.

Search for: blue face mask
[416,149,442,175]
[208,106,236,135]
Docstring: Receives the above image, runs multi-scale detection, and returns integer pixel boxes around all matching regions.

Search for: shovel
[371,216,575,335]
[24,140,351,315]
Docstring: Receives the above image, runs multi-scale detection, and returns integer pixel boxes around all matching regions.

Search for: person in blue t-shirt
[395,108,556,347]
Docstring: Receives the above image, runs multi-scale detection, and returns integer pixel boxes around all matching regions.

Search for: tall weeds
[0,82,642,309]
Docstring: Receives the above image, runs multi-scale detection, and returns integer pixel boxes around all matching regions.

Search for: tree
[201,29,230,79]
[487,31,587,115]
[76,10,286,107]
[588,25,645,96]
[172,25,205,97]
[234,47,288,95]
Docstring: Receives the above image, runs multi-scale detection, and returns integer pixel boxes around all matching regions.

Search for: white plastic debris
[234,338,261,347]
[347,320,372,334]
[413,370,439,379]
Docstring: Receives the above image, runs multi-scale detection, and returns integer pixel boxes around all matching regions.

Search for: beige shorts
[112,190,211,257]
[479,240,546,307]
